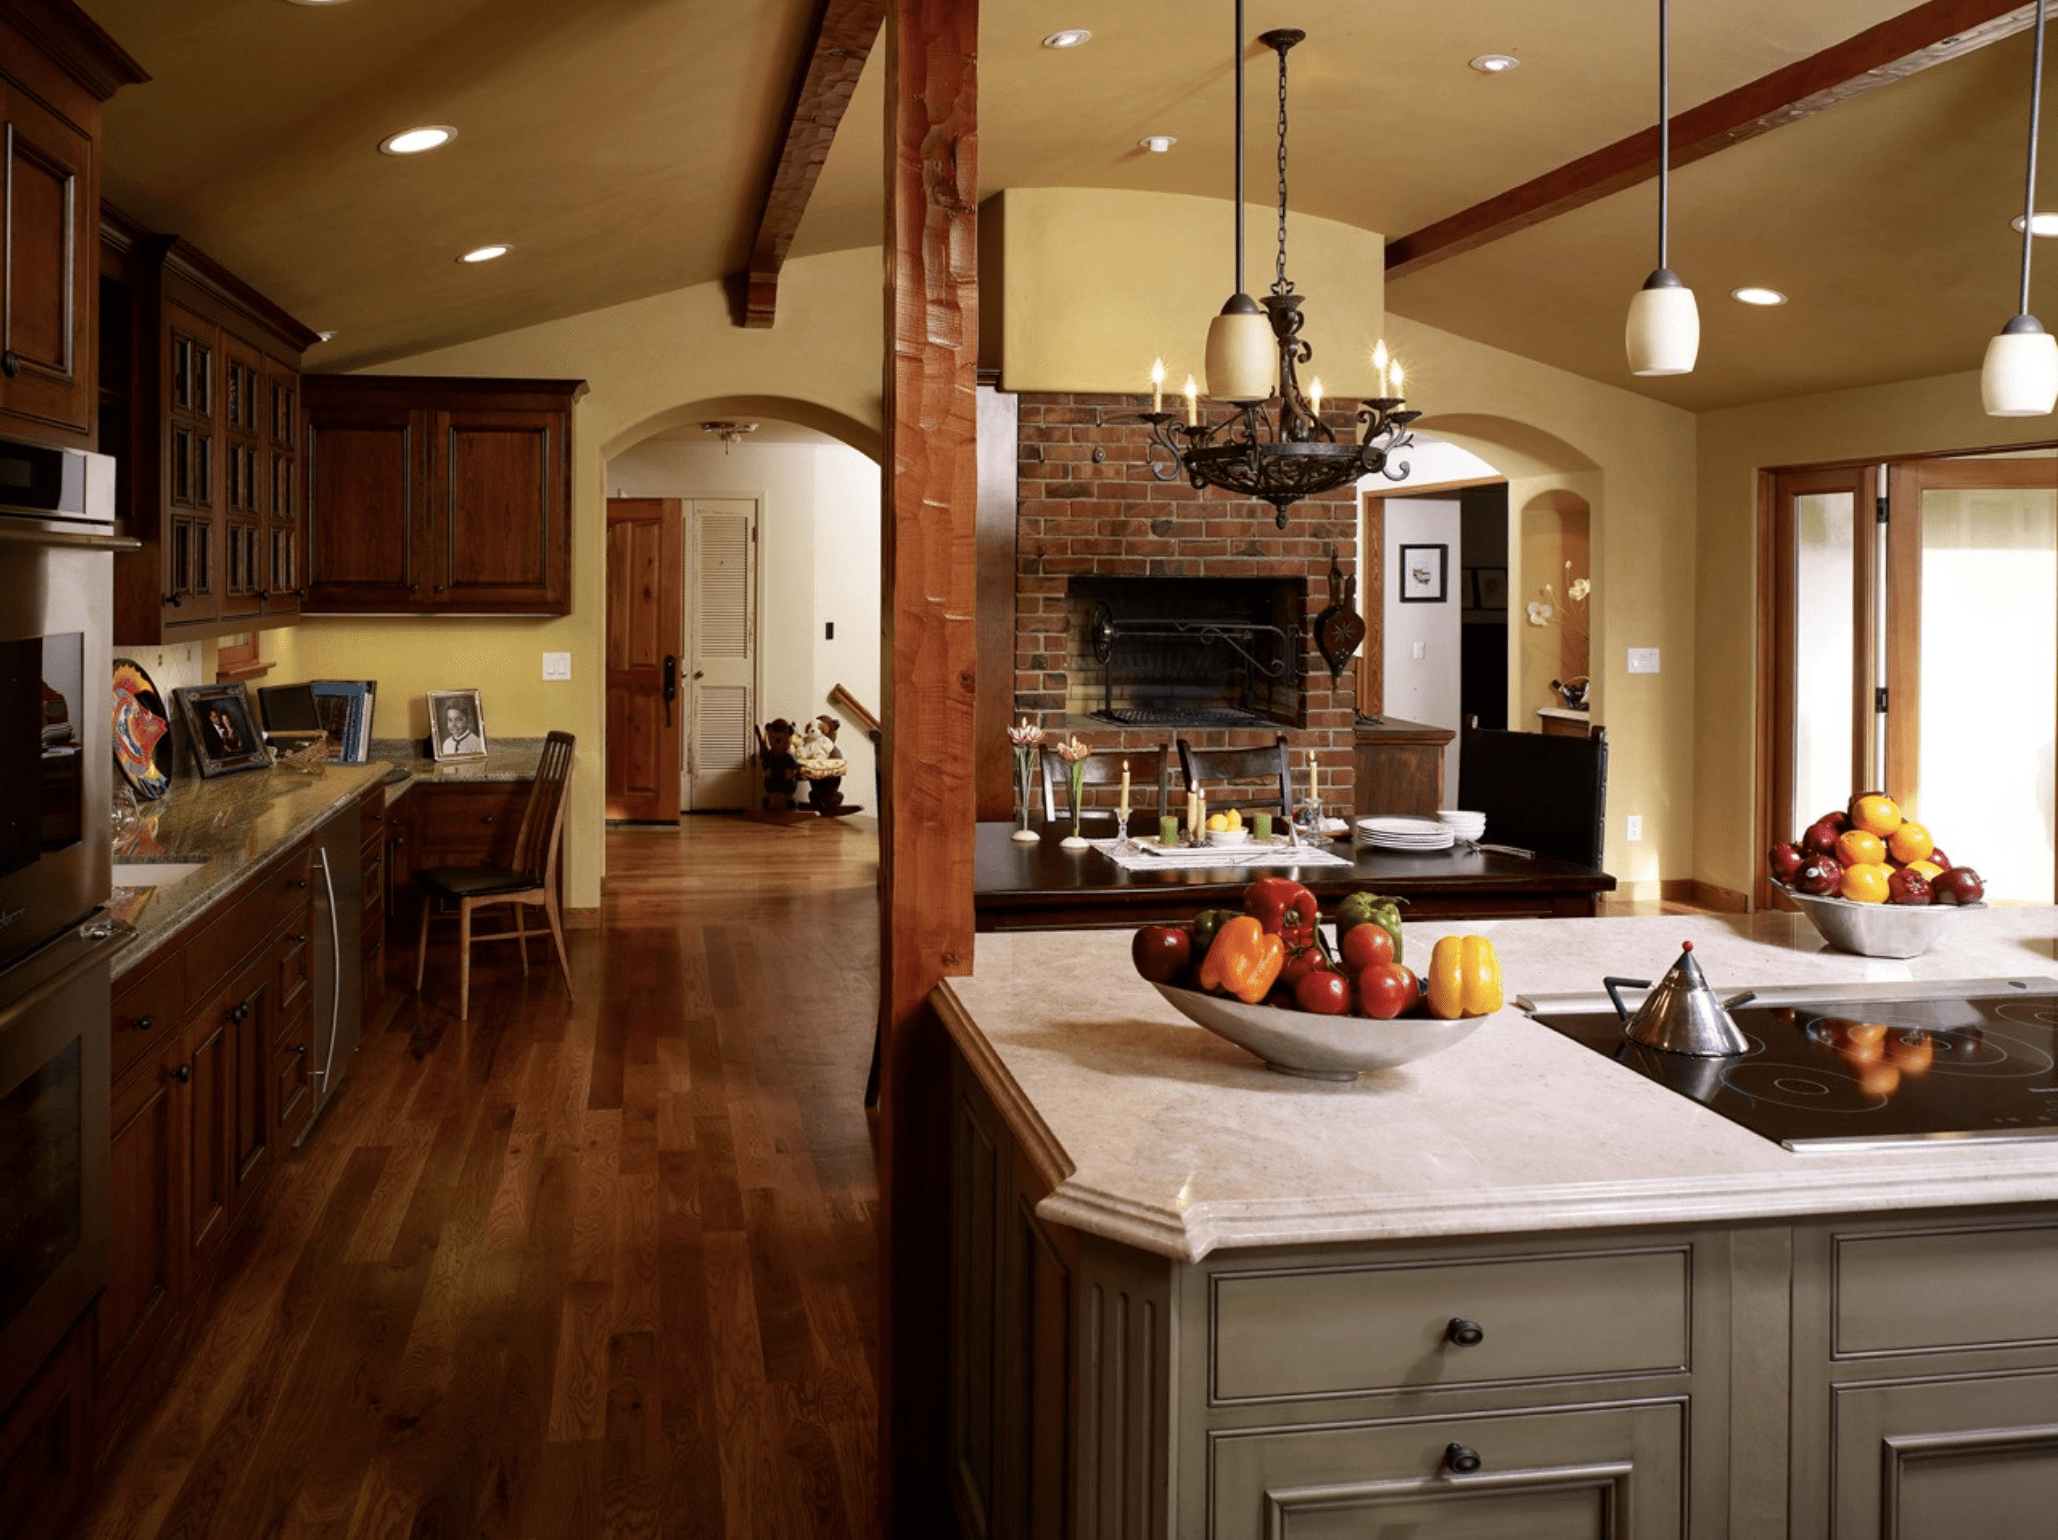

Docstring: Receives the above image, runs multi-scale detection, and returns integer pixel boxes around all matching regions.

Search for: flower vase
[1061,762,1090,849]
[1011,749,1039,842]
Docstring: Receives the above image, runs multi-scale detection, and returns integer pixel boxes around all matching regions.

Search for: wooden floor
[72,814,885,1540]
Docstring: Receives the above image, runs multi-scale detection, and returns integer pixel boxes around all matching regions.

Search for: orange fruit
[1907,858,1944,882]
[1840,862,1890,903]
[1887,821,1933,864]
[1835,828,1886,869]
[1850,793,1904,837]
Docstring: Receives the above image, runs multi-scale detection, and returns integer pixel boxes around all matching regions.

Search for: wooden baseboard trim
[1662,878,1749,913]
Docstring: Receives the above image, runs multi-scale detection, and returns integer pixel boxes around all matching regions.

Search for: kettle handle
[1723,990,1758,1011]
[1602,977,1652,1023]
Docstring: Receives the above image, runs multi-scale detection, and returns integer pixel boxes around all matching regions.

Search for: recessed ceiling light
[379,125,456,155]
[1139,135,1176,153]
[1042,29,1091,49]
[459,244,510,264]
[314,330,338,343]
[1730,286,1788,306]
[2011,212,2058,236]
[1469,53,1520,73]
[284,0,353,7]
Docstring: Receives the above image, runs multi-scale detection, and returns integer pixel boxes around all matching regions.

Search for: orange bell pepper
[1425,934,1504,1019]
[1196,915,1285,1003]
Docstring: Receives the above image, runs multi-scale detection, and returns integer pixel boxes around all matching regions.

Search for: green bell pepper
[1333,890,1404,966]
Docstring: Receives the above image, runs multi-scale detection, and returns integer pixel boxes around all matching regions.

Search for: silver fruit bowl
[1780,886,1983,959]
[1150,982,1484,1081]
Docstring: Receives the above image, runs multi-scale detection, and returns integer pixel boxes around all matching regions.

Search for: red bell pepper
[1243,877,1318,950]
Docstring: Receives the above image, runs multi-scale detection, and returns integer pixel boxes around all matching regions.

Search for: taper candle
[1118,759,1131,816]
[1150,358,1165,414]
[1183,374,1199,426]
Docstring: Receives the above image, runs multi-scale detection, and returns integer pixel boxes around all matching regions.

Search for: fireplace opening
[1068,576,1306,728]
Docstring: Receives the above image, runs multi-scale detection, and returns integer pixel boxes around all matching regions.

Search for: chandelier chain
[1272,37,1292,296]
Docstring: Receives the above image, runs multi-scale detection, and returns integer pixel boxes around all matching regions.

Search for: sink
[112,861,209,890]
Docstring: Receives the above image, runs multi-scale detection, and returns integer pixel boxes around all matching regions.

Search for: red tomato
[1293,969,1352,1015]
[1356,963,1420,1020]
[1130,924,1192,984]
[1338,921,1393,972]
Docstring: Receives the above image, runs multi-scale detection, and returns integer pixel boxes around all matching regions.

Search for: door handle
[662,654,678,727]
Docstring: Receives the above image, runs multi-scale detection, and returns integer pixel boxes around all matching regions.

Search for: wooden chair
[1457,717,1609,869]
[1039,742,1171,821]
[1174,734,1294,820]
[414,731,576,1019]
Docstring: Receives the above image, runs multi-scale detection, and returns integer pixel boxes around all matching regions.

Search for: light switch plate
[1626,814,1643,842]
[1411,640,1426,660]
[542,651,572,681]
[1626,647,1660,674]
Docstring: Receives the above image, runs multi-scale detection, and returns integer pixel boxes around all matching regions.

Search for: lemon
[1225,808,1242,830]
[1850,793,1903,838]
[1207,813,1228,832]
[1835,828,1885,869]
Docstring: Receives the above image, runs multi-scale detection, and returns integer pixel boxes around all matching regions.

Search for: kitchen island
[935,911,2058,1539]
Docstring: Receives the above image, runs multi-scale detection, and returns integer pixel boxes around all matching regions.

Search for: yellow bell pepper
[1425,934,1503,1019]
[1197,915,1286,1004]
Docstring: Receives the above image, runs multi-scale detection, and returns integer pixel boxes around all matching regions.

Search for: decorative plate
[112,657,173,800]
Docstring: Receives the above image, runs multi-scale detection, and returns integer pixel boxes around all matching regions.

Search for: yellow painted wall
[984,187,1390,399]
[268,246,887,910]
[1384,316,1698,900]
[1694,364,2055,902]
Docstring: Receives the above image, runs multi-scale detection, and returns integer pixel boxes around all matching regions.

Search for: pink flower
[1006,717,1045,747]
[1055,735,1091,764]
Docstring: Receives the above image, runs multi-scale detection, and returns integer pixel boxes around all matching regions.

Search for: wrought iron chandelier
[1141,10,1417,529]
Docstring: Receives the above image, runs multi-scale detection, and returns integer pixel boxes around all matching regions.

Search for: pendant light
[1204,0,1274,402]
[1625,0,1699,376]
[1983,0,2058,416]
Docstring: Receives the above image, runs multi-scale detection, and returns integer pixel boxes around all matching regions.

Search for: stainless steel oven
[0,434,131,1415]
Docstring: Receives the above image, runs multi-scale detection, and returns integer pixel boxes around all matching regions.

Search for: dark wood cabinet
[357,778,389,1020]
[0,0,142,450]
[102,229,318,643]
[302,374,584,615]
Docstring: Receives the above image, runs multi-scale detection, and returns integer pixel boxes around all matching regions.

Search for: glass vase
[1061,762,1089,848]
[1012,749,1038,842]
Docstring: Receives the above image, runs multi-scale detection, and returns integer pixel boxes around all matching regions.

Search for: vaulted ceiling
[79,0,2054,412]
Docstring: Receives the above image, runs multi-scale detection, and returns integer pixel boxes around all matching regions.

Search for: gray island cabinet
[935,912,2058,1539]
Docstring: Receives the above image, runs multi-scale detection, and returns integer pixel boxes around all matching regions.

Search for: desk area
[972,819,1615,930]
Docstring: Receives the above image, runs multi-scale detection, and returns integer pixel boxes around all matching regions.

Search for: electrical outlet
[1411,640,1426,660]
[1626,814,1643,842]
[542,651,571,681]
[1626,647,1660,674]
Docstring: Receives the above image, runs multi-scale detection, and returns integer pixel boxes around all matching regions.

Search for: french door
[1761,455,2058,907]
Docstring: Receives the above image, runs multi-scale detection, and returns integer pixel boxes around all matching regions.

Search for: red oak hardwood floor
[71,815,884,1540]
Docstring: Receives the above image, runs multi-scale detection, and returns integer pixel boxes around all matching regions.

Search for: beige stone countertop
[368,737,546,794]
[110,759,390,978]
[934,908,2058,1262]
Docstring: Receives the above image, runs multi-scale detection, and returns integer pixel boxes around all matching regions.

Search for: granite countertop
[367,736,547,790]
[934,908,2058,1262]
[110,758,392,977]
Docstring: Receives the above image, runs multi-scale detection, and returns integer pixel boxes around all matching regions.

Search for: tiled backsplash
[1013,391,1363,814]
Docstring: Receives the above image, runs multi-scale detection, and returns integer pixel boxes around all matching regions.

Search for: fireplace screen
[1070,577,1305,728]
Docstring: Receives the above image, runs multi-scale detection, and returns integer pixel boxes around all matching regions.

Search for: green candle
[1159,815,1179,846]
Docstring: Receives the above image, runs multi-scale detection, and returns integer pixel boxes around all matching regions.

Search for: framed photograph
[310,680,377,763]
[428,688,488,761]
[1476,566,1509,609]
[172,683,272,778]
[1398,544,1448,604]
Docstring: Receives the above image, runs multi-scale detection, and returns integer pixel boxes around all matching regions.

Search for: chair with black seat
[1174,734,1294,821]
[414,730,576,1019]
[1040,741,1172,823]
[1456,716,1609,868]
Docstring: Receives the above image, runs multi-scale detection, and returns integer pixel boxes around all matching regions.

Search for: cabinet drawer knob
[133,1014,155,1033]
[174,1063,192,1084]
[1445,1318,1485,1347]
[0,349,18,378]
[295,932,308,944]
[231,1001,250,1024]
[1443,1443,1482,1475]
[295,878,309,889]
[481,814,495,824]
[294,1043,307,1057]
[434,583,445,593]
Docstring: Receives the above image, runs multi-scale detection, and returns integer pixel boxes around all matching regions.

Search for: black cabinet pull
[481,814,495,824]
[174,1063,192,1084]
[434,583,445,593]
[230,1001,250,1024]
[0,349,19,378]
[294,932,308,944]
[294,1043,307,1057]
[1443,1443,1482,1474]
[164,592,184,608]
[295,878,309,889]
[134,1014,155,1033]
[1446,1318,1485,1347]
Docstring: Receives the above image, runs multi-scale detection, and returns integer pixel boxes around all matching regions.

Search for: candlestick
[1183,374,1199,426]
[1118,759,1131,816]
[1150,358,1165,414]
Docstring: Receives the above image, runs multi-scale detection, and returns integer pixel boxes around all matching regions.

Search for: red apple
[1927,848,1952,871]
[1131,924,1192,983]
[1931,867,1984,905]
[1767,841,1807,884]
[1792,855,1843,897]
[1802,817,1845,856]
[1884,867,1932,906]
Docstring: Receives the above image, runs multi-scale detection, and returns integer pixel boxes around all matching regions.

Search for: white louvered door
[685,498,758,810]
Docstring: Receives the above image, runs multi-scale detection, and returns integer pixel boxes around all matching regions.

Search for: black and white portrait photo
[428,688,488,761]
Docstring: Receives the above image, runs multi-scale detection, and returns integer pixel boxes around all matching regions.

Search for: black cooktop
[1526,980,2058,1151]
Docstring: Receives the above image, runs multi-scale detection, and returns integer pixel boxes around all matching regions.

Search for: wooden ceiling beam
[1386,0,2037,279]
[735,0,887,328]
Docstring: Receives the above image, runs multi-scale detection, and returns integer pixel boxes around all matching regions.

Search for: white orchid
[1006,717,1045,747]
[1528,561,1590,646]
[1526,600,1554,627]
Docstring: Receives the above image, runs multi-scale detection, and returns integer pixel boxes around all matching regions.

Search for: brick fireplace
[1013,391,1363,815]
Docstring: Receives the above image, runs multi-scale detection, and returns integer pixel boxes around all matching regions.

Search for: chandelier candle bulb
[1150,358,1165,414]
[1389,360,1404,397]
[1309,377,1324,418]
[1373,339,1390,396]
[1183,374,1199,426]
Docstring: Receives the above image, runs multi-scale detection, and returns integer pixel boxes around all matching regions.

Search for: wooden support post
[879,0,978,1530]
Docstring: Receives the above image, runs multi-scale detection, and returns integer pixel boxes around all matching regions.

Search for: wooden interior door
[605,497,683,822]
[685,498,758,811]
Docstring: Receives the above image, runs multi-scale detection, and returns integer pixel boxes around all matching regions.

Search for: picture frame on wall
[428,688,489,761]
[1398,544,1448,604]
[172,683,272,778]
[1476,566,1509,609]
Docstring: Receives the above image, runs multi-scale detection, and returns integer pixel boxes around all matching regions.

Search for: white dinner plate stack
[1354,815,1456,852]
[1437,809,1487,843]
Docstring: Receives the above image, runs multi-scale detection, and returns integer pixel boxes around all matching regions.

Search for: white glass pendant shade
[1982,316,2058,416]
[1205,297,1275,402]
[1625,269,1700,376]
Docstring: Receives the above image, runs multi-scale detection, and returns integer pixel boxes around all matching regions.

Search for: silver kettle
[1603,942,1755,1057]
